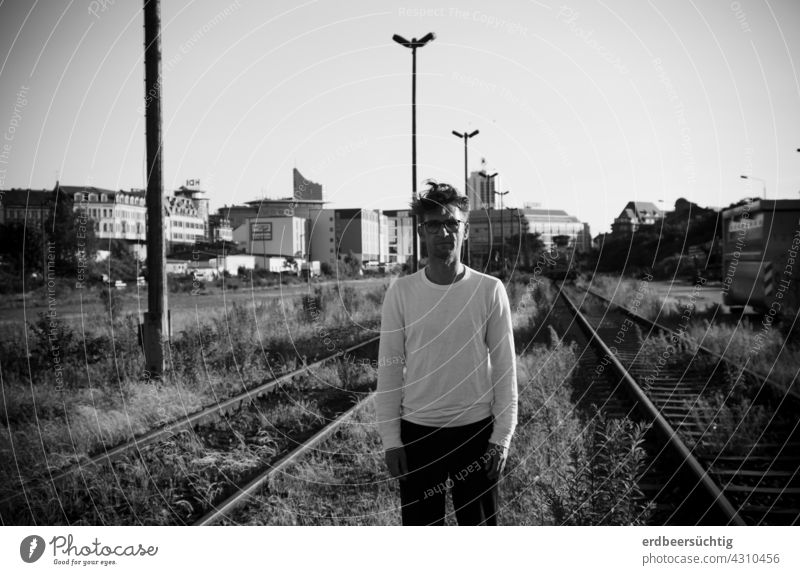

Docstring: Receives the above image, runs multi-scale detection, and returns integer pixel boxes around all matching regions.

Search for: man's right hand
[385,447,408,480]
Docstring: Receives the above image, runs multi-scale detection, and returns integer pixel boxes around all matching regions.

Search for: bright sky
[1,0,799,235]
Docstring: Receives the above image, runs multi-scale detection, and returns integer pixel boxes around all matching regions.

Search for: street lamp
[740,174,766,199]
[393,32,435,272]
[452,129,479,265]
[494,189,509,273]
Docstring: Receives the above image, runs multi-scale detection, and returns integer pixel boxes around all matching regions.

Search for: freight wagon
[720,199,800,314]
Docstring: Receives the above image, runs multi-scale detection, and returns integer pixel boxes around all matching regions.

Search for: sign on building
[251,222,272,241]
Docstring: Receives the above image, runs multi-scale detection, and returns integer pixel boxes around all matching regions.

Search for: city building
[307,208,336,265]
[210,254,256,274]
[3,183,212,255]
[218,168,326,231]
[378,213,389,267]
[611,201,663,236]
[468,206,590,266]
[232,216,307,268]
[466,170,497,209]
[62,186,147,245]
[293,167,323,201]
[208,214,233,242]
[174,186,210,240]
[165,194,206,249]
[334,208,383,264]
[0,188,52,225]
[519,207,591,252]
[383,209,414,265]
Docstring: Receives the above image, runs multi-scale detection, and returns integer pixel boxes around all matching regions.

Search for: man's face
[418,204,469,263]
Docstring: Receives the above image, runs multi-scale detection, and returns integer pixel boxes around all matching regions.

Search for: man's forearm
[489,376,518,448]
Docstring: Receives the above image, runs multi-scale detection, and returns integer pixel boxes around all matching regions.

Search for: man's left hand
[483,442,507,482]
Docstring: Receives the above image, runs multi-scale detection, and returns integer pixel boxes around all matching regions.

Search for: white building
[165,195,206,248]
[210,254,256,274]
[383,209,414,265]
[378,213,389,265]
[334,208,382,264]
[233,216,307,266]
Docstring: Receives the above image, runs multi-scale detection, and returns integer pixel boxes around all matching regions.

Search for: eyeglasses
[418,219,464,233]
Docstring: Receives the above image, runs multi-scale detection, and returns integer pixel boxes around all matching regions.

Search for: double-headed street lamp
[452,129,480,199]
[393,32,435,272]
[452,129,479,265]
[740,174,766,199]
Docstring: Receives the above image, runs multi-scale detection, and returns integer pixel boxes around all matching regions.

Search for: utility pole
[143,0,167,378]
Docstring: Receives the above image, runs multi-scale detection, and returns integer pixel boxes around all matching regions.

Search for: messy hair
[410,180,470,219]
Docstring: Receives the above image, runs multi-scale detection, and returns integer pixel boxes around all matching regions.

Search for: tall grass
[683,391,771,458]
[0,282,387,492]
[687,320,800,395]
[226,333,652,525]
[2,275,652,525]
[576,273,678,322]
[2,359,377,525]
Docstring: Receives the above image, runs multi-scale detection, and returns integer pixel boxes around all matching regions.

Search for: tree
[100,238,139,281]
[49,186,97,277]
[0,221,44,273]
[552,235,571,249]
[340,250,362,277]
[506,232,544,270]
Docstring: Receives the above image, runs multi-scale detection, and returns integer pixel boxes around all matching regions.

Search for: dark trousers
[399,417,498,526]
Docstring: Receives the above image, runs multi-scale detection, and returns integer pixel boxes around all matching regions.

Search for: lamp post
[393,32,435,272]
[740,174,766,199]
[452,129,479,265]
[494,190,509,273]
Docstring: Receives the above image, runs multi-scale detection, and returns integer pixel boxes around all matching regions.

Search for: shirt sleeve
[486,280,518,449]
[376,282,405,450]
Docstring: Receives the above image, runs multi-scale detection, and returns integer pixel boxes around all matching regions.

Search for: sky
[0,0,799,235]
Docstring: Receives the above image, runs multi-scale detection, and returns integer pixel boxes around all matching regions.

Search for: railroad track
[557,285,799,525]
[194,391,374,525]
[1,334,380,524]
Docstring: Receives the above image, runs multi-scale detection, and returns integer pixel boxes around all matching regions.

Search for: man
[376,181,518,526]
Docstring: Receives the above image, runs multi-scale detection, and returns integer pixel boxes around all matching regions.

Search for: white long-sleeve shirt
[376,266,518,450]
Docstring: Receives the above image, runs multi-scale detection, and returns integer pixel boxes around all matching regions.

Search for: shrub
[544,411,652,525]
